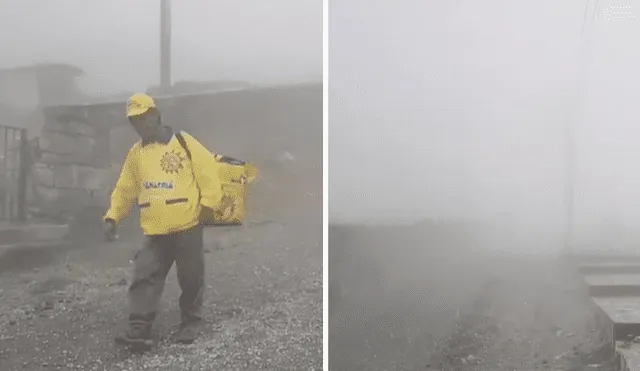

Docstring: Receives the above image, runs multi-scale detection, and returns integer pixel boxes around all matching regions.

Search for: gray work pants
[127,224,205,330]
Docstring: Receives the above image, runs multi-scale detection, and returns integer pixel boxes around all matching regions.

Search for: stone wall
[33,82,322,222]
[30,114,111,220]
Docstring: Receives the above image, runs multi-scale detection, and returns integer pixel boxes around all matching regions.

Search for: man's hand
[219,195,234,209]
[104,219,118,242]
[200,197,234,226]
[199,206,215,225]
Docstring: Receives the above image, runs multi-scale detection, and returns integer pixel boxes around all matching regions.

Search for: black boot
[115,314,154,351]
[174,318,203,344]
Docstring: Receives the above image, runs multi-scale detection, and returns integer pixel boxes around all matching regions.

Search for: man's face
[128,110,158,139]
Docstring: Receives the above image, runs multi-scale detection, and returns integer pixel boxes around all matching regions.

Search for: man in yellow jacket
[104,93,223,349]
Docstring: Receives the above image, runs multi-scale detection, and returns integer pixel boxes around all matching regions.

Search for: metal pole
[565,0,599,254]
[564,102,575,254]
[160,0,172,93]
[16,129,28,221]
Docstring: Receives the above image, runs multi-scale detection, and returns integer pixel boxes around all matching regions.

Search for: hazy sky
[0,0,322,94]
[330,0,640,241]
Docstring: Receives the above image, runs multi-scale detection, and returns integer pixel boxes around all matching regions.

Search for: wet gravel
[0,213,322,371]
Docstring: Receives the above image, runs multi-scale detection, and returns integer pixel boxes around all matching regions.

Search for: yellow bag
[174,132,257,226]
[210,154,258,225]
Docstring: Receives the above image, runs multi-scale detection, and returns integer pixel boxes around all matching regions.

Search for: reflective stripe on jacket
[104,130,223,236]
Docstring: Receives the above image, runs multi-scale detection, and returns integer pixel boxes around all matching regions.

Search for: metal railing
[0,125,28,221]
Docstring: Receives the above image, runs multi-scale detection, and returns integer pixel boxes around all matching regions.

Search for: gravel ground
[329,224,614,371]
[430,255,613,371]
[0,195,322,371]
[0,90,323,371]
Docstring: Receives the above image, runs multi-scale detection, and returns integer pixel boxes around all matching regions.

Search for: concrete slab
[0,222,69,263]
[580,263,640,275]
[585,275,640,297]
[0,240,67,255]
[593,297,640,343]
[617,342,640,371]
[571,253,640,265]
[592,298,617,358]
[0,222,68,246]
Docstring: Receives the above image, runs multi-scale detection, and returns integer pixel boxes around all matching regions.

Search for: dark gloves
[199,206,215,226]
[104,218,118,242]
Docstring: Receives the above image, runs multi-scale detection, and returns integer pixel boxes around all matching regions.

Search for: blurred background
[0,0,322,95]
[330,0,639,254]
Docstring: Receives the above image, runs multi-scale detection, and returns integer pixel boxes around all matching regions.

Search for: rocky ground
[0,84,323,371]
[329,223,615,371]
[0,191,322,371]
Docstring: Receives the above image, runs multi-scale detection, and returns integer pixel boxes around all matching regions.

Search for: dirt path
[329,224,614,371]
[431,256,612,371]
[0,201,322,371]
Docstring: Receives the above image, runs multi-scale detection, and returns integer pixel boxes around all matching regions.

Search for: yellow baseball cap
[126,93,156,117]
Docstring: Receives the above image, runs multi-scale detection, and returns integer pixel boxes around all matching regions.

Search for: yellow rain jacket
[104,130,223,236]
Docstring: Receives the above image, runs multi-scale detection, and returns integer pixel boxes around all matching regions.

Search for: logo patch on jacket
[144,181,174,189]
[160,150,186,174]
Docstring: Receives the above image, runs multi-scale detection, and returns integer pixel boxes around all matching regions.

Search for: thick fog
[330,0,639,251]
[0,0,322,94]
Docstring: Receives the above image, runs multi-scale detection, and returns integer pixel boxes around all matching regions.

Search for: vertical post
[564,107,575,254]
[160,0,172,94]
[565,0,599,254]
[16,128,28,221]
